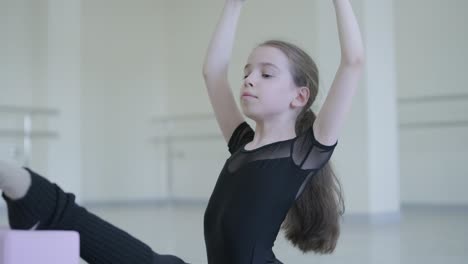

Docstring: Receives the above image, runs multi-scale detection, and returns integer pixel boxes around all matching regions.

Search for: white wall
[315,0,401,216]
[161,0,401,216]
[163,0,318,116]
[3,0,466,209]
[45,0,82,197]
[80,0,169,201]
[1,0,399,215]
[362,0,400,215]
[0,0,42,106]
[0,0,51,172]
[0,0,83,194]
[315,0,370,214]
[395,0,468,205]
[162,0,323,202]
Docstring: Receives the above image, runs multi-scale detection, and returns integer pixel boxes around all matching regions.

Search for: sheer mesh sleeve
[292,126,338,171]
[228,122,255,154]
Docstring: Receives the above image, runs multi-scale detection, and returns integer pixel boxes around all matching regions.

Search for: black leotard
[204,122,337,264]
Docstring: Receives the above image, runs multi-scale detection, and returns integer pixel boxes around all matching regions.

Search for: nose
[243,76,254,88]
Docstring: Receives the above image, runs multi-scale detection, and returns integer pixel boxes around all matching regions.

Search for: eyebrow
[244,63,280,71]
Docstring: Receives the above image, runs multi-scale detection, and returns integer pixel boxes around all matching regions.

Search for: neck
[248,116,297,149]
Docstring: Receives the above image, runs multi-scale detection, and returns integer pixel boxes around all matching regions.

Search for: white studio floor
[1,203,467,264]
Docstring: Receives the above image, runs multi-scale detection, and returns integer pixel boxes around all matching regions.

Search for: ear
[291,86,310,108]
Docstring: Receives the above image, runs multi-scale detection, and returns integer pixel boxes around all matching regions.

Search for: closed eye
[262,74,273,78]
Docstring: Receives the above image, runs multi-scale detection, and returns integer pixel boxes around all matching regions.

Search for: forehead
[246,46,290,68]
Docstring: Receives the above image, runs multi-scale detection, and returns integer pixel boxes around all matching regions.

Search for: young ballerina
[202,0,363,263]
[0,0,363,263]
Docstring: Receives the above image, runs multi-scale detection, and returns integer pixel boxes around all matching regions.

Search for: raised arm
[313,0,365,146]
[202,0,246,143]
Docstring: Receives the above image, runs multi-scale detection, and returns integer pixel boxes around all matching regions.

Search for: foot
[0,161,31,200]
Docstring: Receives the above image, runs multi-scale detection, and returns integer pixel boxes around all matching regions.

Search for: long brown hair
[260,40,345,254]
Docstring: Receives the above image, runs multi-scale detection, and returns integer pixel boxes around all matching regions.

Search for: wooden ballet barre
[152,133,222,143]
[0,105,60,166]
[152,113,215,123]
[399,120,468,129]
[0,130,59,138]
[0,105,60,116]
[398,93,468,104]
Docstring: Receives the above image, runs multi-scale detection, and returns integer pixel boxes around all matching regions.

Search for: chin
[243,111,262,122]
[242,109,260,122]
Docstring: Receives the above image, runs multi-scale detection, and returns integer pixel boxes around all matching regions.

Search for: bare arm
[313,0,365,145]
[203,0,246,143]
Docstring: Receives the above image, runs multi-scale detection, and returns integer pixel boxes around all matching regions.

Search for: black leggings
[2,168,188,264]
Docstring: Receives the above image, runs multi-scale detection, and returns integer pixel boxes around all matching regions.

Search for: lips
[242,92,257,98]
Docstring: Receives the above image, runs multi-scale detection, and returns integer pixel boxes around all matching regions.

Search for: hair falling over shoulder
[260,40,345,254]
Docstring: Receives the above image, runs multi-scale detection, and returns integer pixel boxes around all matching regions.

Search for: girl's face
[240,46,301,122]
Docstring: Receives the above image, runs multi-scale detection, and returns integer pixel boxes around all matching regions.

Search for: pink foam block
[0,230,80,264]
